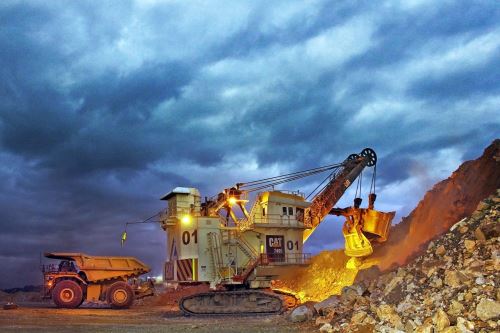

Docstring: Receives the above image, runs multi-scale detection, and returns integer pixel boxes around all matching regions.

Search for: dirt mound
[309,190,500,332]
[273,250,357,302]
[136,283,211,308]
[370,139,500,271]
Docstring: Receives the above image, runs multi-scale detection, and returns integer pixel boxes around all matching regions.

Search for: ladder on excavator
[207,232,224,283]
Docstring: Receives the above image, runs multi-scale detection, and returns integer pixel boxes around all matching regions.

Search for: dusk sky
[1,0,499,288]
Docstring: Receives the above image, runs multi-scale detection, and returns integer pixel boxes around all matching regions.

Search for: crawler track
[179,290,284,316]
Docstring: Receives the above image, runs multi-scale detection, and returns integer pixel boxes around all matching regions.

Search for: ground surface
[0,302,312,333]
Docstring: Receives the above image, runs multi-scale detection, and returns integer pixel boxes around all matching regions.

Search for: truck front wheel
[107,281,134,309]
[52,280,83,309]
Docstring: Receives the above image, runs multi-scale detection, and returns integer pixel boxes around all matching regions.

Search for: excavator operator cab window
[282,206,294,216]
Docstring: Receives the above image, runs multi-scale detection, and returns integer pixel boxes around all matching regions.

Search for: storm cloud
[0,0,499,288]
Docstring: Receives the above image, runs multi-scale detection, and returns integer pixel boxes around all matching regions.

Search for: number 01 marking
[286,240,299,251]
[182,230,198,245]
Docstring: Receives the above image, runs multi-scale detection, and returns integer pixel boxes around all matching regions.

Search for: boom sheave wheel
[360,148,377,166]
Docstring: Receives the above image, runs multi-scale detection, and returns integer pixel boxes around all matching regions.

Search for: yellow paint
[44,253,150,282]
[192,258,197,281]
[86,284,102,302]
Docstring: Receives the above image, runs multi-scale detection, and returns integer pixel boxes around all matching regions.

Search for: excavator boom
[303,148,377,242]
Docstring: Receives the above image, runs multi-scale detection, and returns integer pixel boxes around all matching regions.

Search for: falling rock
[350,323,376,333]
[481,222,500,239]
[464,291,473,302]
[456,317,474,333]
[414,323,433,333]
[444,270,467,288]
[430,277,443,288]
[351,310,367,323]
[475,276,485,285]
[433,308,450,331]
[376,304,403,329]
[463,240,476,252]
[319,323,333,333]
[315,316,331,326]
[313,295,340,314]
[487,320,498,329]
[475,298,500,321]
[363,314,377,325]
[396,300,413,314]
[436,245,446,256]
[448,300,465,317]
[290,305,314,323]
[475,201,489,211]
[341,284,366,301]
[474,227,486,241]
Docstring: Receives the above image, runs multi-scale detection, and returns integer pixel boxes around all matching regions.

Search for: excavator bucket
[342,208,395,258]
[343,229,373,257]
[361,209,395,242]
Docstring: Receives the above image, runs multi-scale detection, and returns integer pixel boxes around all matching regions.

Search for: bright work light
[181,215,191,224]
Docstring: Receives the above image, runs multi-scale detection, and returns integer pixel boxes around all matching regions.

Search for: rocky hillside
[297,191,499,332]
[372,139,500,270]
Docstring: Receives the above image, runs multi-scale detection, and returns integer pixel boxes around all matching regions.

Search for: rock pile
[372,139,500,270]
[307,191,499,332]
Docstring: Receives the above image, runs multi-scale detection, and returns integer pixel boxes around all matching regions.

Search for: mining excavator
[127,148,394,315]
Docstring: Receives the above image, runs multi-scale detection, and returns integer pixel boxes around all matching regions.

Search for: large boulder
[313,295,340,315]
[290,304,315,323]
[475,298,500,321]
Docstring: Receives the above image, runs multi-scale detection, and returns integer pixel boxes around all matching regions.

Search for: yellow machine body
[44,252,150,282]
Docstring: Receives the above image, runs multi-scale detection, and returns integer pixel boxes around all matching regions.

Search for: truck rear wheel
[107,281,134,309]
[52,280,83,309]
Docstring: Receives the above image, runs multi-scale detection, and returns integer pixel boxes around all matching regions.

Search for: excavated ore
[368,139,500,271]
[310,190,500,332]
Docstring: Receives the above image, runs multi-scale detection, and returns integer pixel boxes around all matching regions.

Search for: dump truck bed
[44,252,150,282]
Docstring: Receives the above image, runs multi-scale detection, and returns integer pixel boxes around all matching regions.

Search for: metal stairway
[207,232,224,282]
[238,196,261,231]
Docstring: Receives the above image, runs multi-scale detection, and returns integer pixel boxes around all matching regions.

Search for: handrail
[259,253,311,265]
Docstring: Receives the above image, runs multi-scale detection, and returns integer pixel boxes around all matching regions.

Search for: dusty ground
[0,302,313,333]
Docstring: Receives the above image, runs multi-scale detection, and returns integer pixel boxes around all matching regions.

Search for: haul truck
[156,148,396,315]
[42,252,152,309]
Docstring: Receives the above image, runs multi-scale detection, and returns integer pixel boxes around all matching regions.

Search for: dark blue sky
[0,0,499,288]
